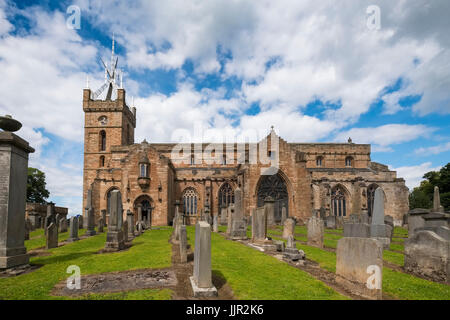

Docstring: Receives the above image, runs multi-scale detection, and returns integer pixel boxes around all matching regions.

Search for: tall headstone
[433,186,444,213]
[46,222,58,249]
[137,204,143,224]
[0,121,34,269]
[179,225,188,263]
[85,188,96,236]
[126,210,135,238]
[44,202,56,235]
[190,221,218,297]
[264,196,275,226]
[370,188,390,249]
[78,215,83,230]
[24,219,31,240]
[226,205,233,235]
[282,217,296,239]
[219,205,227,225]
[67,217,79,242]
[281,205,287,226]
[319,207,326,220]
[105,190,125,251]
[97,218,104,233]
[122,220,128,243]
[174,204,181,241]
[326,215,336,229]
[252,207,267,244]
[336,237,383,299]
[101,209,107,227]
[212,215,218,233]
[59,218,68,233]
[307,216,324,248]
[229,188,247,240]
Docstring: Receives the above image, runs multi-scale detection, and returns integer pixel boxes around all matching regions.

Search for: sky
[0,0,449,215]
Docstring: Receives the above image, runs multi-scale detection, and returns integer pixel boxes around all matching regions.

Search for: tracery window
[331,186,347,217]
[316,156,323,167]
[218,183,234,208]
[183,188,198,216]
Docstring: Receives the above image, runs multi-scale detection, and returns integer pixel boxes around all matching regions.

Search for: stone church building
[82,84,409,227]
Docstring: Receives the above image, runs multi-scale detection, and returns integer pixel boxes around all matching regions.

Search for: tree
[27,167,50,204]
[409,162,450,211]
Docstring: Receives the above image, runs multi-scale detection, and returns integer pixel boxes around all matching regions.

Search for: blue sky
[1,0,449,215]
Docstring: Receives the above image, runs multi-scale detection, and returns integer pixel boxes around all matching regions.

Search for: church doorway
[134,195,154,226]
[256,172,289,223]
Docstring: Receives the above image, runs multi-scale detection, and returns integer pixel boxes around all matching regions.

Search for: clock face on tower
[98,116,108,126]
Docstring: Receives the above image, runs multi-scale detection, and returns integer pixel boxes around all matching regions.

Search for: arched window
[316,156,323,167]
[100,130,106,151]
[140,163,149,178]
[99,156,105,167]
[345,156,353,167]
[367,184,379,217]
[331,186,347,217]
[183,188,198,216]
[218,183,234,208]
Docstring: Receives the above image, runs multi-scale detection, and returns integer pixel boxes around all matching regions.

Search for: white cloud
[415,141,450,156]
[390,162,442,190]
[334,124,435,151]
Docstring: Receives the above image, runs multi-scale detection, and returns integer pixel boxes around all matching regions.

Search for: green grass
[186,226,346,300]
[26,228,87,251]
[67,289,173,300]
[0,228,173,300]
[383,251,405,267]
[291,240,450,300]
[389,242,405,252]
[394,227,408,237]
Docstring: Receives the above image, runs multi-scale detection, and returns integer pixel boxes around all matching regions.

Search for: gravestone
[219,206,227,225]
[174,205,182,241]
[274,240,285,252]
[105,190,125,251]
[101,209,107,227]
[127,210,135,239]
[282,217,296,239]
[97,218,104,233]
[433,186,444,213]
[264,196,276,226]
[59,218,68,233]
[283,235,305,261]
[407,208,430,236]
[336,237,383,299]
[230,188,247,240]
[281,205,287,226]
[0,123,34,269]
[46,223,58,249]
[44,203,56,235]
[384,216,394,240]
[344,222,370,238]
[212,215,218,233]
[326,215,336,229]
[85,188,96,236]
[307,216,324,248]
[336,216,345,229]
[190,221,218,297]
[67,217,79,242]
[179,225,188,263]
[226,205,234,236]
[29,213,40,230]
[123,220,128,243]
[404,229,449,283]
[360,212,370,224]
[78,215,83,230]
[252,207,268,244]
[370,188,390,249]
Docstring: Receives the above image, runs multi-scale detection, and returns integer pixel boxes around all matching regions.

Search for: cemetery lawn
[186,226,347,300]
[0,228,173,300]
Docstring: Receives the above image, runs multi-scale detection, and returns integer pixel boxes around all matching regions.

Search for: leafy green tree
[27,167,50,204]
[409,162,450,211]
